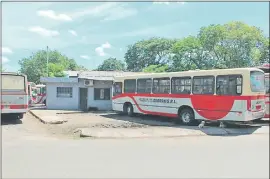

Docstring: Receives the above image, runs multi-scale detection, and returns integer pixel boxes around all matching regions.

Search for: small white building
[40,71,141,111]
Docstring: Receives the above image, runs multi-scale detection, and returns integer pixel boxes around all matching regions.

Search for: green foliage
[96,57,126,71]
[143,64,169,73]
[124,21,268,72]
[124,37,176,71]
[18,49,86,83]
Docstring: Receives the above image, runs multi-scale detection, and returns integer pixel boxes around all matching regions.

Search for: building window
[192,76,215,95]
[57,87,73,98]
[216,75,242,95]
[153,78,170,94]
[124,79,136,93]
[94,88,111,100]
[171,77,191,94]
[137,78,152,93]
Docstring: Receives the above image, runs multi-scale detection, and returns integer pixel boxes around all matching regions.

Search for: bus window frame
[113,82,123,96]
[192,75,215,95]
[124,79,136,93]
[216,74,243,96]
[152,77,171,94]
[137,78,152,94]
[171,76,192,94]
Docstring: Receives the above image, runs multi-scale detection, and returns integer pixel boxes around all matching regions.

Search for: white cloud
[2,47,13,54]
[80,55,90,60]
[95,42,111,56]
[95,47,105,56]
[37,10,72,21]
[29,26,59,37]
[71,3,137,21]
[68,30,78,36]
[101,42,111,49]
[2,56,10,64]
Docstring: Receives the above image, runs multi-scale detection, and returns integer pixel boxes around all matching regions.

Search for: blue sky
[2,1,269,72]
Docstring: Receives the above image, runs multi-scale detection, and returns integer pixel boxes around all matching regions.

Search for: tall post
[46,46,49,77]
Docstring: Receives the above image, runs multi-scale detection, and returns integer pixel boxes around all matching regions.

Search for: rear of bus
[245,69,266,121]
[1,72,28,119]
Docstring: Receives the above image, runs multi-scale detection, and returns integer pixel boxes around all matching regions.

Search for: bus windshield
[250,71,265,92]
[2,74,26,91]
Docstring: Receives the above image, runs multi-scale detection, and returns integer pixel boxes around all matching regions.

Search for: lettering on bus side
[138,98,176,104]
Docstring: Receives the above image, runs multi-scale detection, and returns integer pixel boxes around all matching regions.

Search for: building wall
[46,82,79,110]
[78,79,113,111]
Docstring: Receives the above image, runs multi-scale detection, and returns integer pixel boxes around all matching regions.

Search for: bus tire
[177,107,195,125]
[123,103,134,117]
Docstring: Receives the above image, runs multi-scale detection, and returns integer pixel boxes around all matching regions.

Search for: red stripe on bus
[1,105,28,109]
[266,101,270,104]
[264,114,270,118]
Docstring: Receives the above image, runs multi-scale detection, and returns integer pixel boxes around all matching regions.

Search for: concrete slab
[29,110,68,124]
[77,126,230,138]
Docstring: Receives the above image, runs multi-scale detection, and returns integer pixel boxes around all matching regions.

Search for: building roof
[78,71,146,80]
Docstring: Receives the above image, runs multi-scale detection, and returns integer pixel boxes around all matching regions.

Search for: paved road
[2,114,269,178]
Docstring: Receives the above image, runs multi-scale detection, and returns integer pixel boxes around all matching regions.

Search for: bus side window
[137,78,152,93]
[124,79,136,93]
[171,77,191,94]
[113,82,122,96]
[153,78,170,94]
[192,76,215,95]
[216,75,242,96]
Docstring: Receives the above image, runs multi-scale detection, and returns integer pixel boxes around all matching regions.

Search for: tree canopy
[18,50,86,83]
[96,57,126,71]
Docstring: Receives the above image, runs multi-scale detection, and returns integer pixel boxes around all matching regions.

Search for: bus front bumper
[245,110,265,121]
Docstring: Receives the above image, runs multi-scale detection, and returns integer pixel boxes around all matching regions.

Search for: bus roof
[1,72,26,76]
[114,67,264,80]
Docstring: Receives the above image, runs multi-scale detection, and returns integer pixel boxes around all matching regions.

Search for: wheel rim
[127,106,131,114]
[182,112,191,123]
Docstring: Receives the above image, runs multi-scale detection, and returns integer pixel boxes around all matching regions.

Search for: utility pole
[46,46,49,77]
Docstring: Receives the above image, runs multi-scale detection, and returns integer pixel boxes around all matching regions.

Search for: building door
[79,88,88,111]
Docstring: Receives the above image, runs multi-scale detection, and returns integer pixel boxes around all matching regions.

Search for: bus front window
[113,82,122,96]
[250,71,265,92]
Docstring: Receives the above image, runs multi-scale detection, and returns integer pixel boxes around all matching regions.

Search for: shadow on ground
[1,115,23,125]
[100,113,269,137]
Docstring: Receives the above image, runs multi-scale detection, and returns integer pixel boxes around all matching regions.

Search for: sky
[1,1,269,72]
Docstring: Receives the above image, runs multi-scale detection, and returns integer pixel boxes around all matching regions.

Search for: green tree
[143,64,169,73]
[96,57,126,71]
[198,21,267,68]
[125,37,176,71]
[18,49,86,83]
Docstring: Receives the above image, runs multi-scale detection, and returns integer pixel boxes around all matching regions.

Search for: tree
[125,37,176,71]
[18,49,86,83]
[96,57,126,71]
[198,21,267,68]
[143,64,169,73]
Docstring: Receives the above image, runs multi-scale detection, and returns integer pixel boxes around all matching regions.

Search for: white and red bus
[1,72,28,119]
[112,68,266,125]
[27,82,36,105]
[33,84,46,105]
[257,63,270,118]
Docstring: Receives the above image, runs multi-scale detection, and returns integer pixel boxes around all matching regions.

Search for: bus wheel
[178,108,195,125]
[124,103,134,117]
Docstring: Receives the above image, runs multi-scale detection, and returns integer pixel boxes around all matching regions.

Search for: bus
[27,82,36,106]
[112,68,266,125]
[1,72,28,119]
[257,63,269,118]
[34,84,46,105]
